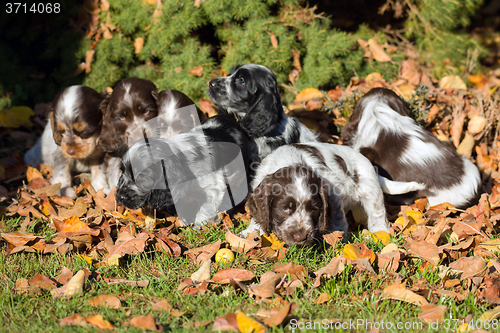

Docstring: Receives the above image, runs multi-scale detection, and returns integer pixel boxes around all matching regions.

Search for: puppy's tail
[378,175,426,195]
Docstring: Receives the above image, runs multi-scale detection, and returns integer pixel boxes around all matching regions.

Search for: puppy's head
[49,85,105,159]
[98,78,158,155]
[151,89,202,139]
[207,64,282,138]
[115,139,174,209]
[341,87,410,145]
[247,165,334,245]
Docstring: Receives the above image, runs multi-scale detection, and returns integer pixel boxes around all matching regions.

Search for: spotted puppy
[342,87,481,208]
[242,143,393,245]
[24,85,108,198]
[208,63,319,159]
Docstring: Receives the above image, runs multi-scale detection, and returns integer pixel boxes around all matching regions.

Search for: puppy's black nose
[209,78,221,87]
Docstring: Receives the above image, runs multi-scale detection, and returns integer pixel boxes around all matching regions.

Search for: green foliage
[0,0,488,106]
[405,0,487,77]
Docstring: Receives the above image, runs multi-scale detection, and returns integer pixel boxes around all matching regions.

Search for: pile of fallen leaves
[2,58,500,331]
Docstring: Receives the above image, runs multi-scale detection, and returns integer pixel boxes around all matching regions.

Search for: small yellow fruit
[215,249,235,263]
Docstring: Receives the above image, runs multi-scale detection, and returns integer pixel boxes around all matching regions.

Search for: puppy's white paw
[62,187,77,199]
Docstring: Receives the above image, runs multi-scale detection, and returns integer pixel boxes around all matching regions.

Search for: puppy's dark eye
[283,206,290,212]
[118,114,126,120]
[143,109,153,115]
[237,77,245,85]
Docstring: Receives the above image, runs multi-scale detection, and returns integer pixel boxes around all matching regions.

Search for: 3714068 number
[6,3,60,14]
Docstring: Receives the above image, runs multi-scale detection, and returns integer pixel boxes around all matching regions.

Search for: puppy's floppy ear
[317,180,335,234]
[49,109,62,145]
[240,85,282,137]
[247,178,273,235]
[151,90,159,103]
[99,89,111,115]
[341,100,363,145]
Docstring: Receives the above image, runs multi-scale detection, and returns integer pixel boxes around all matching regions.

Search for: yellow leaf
[479,305,500,321]
[295,88,323,102]
[395,84,415,99]
[77,254,92,265]
[343,244,359,260]
[456,132,475,158]
[439,75,467,90]
[107,254,122,266]
[0,106,34,128]
[261,233,285,250]
[236,311,267,333]
[468,115,487,135]
[365,72,383,83]
[372,230,391,245]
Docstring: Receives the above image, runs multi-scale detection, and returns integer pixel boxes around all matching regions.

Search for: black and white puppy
[342,87,481,208]
[241,143,391,245]
[207,63,319,159]
[116,115,256,225]
[24,86,108,198]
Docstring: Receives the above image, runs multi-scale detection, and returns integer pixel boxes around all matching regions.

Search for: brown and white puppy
[24,85,108,198]
[242,143,392,246]
[98,77,159,155]
[97,78,158,188]
[342,87,481,208]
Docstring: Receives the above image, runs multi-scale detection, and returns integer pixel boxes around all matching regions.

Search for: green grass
[0,218,497,333]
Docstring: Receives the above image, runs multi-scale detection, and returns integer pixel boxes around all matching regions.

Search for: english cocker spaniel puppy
[241,143,393,245]
[342,87,481,208]
[115,115,256,225]
[207,63,319,159]
[24,85,108,198]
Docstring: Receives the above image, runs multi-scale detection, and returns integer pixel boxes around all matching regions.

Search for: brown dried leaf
[368,38,392,63]
[449,256,487,279]
[51,270,85,298]
[225,231,259,253]
[408,240,440,266]
[273,263,307,280]
[315,293,332,304]
[250,273,283,299]
[313,256,345,288]
[1,231,40,247]
[211,268,255,284]
[28,274,58,290]
[151,299,173,311]
[54,266,74,285]
[59,314,89,327]
[418,305,446,323]
[130,314,161,332]
[381,284,429,306]
[106,231,149,259]
[212,316,238,332]
[185,239,221,265]
[87,295,121,308]
[57,197,88,219]
[93,188,116,212]
[270,32,278,48]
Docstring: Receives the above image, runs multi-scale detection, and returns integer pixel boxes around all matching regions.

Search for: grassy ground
[0,215,495,333]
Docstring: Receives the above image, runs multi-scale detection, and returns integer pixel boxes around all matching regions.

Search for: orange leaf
[130,314,161,332]
[26,166,43,182]
[134,37,144,54]
[270,32,278,48]
[187,66,203,76]
[185,239,221,265]
[418,305,446,324]
[84,315,114,330]
[54,216,100,238]
[273,263,307,280]
[295,88,323,102]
